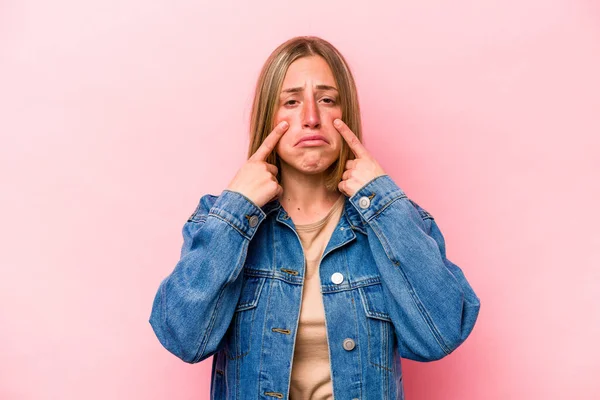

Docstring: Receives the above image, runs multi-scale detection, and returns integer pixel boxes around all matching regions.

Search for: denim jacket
[149,174,480,399]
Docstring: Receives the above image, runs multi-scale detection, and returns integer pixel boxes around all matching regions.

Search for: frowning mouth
[296,135,329,146]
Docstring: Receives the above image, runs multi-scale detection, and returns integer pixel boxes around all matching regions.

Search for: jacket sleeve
[149,190,267,363]
[349,174,481,362]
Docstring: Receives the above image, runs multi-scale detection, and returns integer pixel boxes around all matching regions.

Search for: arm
[350,175,481,361]
[149,190,266,363]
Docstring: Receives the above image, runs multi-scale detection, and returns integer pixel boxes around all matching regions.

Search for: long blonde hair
[248,36,362,192]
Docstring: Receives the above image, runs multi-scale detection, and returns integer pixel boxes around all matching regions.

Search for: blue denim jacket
[149,174,480,399]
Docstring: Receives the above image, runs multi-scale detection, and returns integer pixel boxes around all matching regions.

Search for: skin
[273,55,386,224]
[227,55,386,224]
[273,55,345,223]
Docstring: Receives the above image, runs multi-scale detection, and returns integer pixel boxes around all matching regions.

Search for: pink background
[1,0,599,399]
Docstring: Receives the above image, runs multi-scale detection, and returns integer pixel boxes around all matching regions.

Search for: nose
[302,96,321,130]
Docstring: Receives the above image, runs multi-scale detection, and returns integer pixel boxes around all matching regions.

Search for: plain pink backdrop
[1,0,599,399]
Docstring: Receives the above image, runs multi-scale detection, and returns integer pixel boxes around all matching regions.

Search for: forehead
[281,56,336,88]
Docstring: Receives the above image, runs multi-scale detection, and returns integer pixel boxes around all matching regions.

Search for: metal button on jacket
[331,272,344,284]
[248,215,259,227]
[358,196,371,209]
[343,338,356,351]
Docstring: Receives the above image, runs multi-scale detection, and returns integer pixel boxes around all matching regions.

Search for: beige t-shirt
[289,194,345,400]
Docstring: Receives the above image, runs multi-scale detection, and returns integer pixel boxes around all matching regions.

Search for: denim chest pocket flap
[358,282,395,371]
[235,275,265,311]
[359,282,392,322]
[224,275,266,359]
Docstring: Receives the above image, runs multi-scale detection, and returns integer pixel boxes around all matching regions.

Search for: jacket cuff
[209,189,266,240]
[349,174,407,222]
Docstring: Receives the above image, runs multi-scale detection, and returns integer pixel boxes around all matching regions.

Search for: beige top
[289,194,346,400]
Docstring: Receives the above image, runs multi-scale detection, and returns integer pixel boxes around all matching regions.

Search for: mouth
[295,135,329,146]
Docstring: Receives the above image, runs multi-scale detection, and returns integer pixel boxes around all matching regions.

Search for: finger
[345,159,356,169]
[265,163,278,176]
[269,184,283,202]
[249,121,289,162]
[333,119,369,159]
[342,169,352,181]
[338,180,349,197]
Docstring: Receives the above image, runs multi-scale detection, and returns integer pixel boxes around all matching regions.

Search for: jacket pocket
[359,282,394,372]
[223,275,266,359]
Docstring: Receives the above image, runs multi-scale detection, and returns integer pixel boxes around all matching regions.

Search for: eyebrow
[281,85,339,94]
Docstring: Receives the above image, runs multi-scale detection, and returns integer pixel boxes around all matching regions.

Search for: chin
[290,156,339,174]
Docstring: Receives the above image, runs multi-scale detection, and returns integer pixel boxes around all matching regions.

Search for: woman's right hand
[225,121,289,208]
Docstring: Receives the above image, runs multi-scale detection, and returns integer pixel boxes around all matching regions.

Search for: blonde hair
[247,36,362,192]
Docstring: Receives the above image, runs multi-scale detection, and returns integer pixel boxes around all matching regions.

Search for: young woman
[149,36,480,399]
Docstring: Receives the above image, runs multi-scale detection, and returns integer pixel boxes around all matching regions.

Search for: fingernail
[281,121,288,128]
[334,119,341,127]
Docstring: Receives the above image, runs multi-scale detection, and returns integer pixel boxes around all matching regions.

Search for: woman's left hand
[333,118,387,198]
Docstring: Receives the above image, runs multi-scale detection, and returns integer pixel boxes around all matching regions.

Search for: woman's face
[273,55,343,177]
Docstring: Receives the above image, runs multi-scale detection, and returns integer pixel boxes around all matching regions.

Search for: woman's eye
[321,98,336,104]
[284,100,298,106]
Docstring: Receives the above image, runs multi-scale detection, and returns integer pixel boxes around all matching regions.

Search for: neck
[278,162,341,218]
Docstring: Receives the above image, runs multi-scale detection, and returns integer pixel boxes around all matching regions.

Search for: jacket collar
[261,196,366,235]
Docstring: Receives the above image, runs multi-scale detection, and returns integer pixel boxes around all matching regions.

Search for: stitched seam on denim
[187,200,204,222]
[243,268,273,277]
[244,267,305,285]
[343,247,363,399]
[361,286,373,371]
[235,278,265,310]
[320,221,357,265]
[351,174,383,199]
[228,277,264,360]
[225,309,253,360]
[342,207,367,235]
[161,216,206,355]
[322,266,334,397]
[188,213,207,223]
[321,276,381,294]
[159,282,171,350]
[285,235,306,399]
[195,239,249,362]
[359,286,394,373]
[383,318,388,400]
[360,285,392,322]
[370,361,394,372]
[246,287,259,357]
[266,274,304,286]
[370,196,448,347]
[367,215,450,355]
[236,321,241,399]
[257,267,274,398]
[193,282,229,363]
[387,320,391,397]
[362,192,407,223]
[221,189,266,217]
[207,212,252,240]
[385,316,391,387]
[166,217,209,360]
[408,198,433,220]
[366,198,450,354]
[340,250,362,398]
[276,274,303,285]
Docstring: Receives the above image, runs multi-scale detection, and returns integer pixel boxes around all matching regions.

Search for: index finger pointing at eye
[333,119,368,158]
[249,121,289,162]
